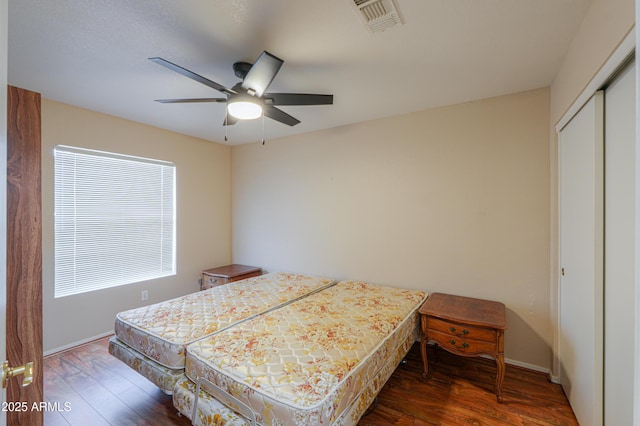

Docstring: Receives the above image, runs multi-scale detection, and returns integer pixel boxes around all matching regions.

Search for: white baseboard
[504,357,551,376]
[44,331,114,357]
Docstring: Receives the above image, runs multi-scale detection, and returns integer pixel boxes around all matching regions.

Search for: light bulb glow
[227,98,262,120]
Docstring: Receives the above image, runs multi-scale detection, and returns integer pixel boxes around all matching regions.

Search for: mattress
[173,324,419,425]
[113,272,336,369]
[184,280,426,425]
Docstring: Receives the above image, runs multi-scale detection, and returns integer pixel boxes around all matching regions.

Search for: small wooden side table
[419,293,507,402]
[201,264,261,290]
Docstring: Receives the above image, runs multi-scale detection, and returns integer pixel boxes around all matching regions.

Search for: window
[54,145,176,298]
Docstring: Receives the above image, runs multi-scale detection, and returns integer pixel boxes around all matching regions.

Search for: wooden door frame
[6,85,43,425]
[0,0,7,424]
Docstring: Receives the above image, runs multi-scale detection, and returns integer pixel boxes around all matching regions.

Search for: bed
[174,280,426,425]
[109,272,336,393]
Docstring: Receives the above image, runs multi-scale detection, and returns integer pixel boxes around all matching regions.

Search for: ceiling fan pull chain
[225,112,229,142]
[261,112,266,145]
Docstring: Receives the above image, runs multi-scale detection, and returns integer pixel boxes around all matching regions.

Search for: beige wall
[232,88,551,369]
[41,100,231,353]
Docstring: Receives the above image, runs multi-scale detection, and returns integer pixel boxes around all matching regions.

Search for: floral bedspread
[114,273,336,369]
[185,280,426,425]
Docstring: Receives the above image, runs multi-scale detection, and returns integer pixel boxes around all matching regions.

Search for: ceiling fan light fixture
[227,95,262,120]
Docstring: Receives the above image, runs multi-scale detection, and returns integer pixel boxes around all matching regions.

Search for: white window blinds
[54,145,176,298]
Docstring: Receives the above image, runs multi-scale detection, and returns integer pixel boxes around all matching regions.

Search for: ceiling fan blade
[263,105,300,127]
[149,57,236,96]
[241,51,283,97]
[223,114,238,126]
[264,93,333,106]
[155,98,227,103]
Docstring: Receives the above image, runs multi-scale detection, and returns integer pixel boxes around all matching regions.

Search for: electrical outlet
[141,290,149,301]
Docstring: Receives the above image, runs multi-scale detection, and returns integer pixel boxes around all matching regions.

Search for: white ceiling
[8,0,592,145]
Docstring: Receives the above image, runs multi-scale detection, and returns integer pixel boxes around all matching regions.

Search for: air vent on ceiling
[350,0,404,34]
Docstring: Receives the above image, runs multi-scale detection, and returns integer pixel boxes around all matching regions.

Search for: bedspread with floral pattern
[185,280,426,425]
[114,273,336,369]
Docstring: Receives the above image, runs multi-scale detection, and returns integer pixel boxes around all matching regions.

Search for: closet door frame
[555,27,636,426]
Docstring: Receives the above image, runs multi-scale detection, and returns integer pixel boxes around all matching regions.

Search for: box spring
[108,336,185,395]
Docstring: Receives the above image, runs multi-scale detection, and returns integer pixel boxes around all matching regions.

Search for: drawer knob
[449,327,469,336]
[448,339,469,349]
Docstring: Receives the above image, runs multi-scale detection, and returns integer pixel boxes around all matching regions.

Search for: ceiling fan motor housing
[233,62,253,80]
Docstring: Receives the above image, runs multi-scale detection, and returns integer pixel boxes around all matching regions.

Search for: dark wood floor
[43,337,577,425]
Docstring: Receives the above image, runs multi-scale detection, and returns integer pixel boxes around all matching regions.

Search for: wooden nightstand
[419,293,507,402]
[201,264,262,290]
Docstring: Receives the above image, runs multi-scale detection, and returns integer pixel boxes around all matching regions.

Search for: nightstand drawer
[427,317,496,343]
[202,275,228,289]
[428,329,496,355]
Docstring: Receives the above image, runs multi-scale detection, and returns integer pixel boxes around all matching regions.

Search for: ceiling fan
[150,51,333,127]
